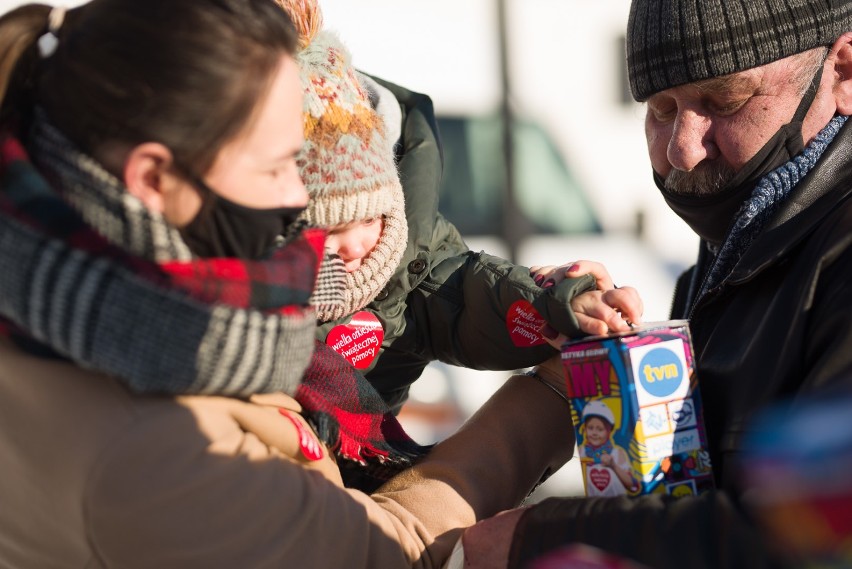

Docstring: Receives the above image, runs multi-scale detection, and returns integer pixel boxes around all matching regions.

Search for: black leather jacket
[508,118,852,569]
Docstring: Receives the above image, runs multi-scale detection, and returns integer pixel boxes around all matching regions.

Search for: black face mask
[655,63,825,246]
[179,176,306,260]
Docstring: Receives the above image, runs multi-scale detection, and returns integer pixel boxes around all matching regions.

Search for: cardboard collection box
[560,320,714,497]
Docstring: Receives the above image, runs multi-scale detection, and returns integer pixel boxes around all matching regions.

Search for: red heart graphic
[588,465,612,492]
[326,311,384,369]
[506,300,547,347]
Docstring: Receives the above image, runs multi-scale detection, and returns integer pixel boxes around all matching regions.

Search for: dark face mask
[654,63,824,246]
[179,176,306,260]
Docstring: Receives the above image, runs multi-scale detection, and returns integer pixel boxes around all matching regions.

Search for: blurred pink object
[529,543,650,569]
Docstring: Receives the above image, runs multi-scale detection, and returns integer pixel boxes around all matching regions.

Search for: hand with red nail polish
[529,260,617,291]
[562,260,618,291]
[530,260,644,339]
[540,323,559,340]
[537,322,569,350]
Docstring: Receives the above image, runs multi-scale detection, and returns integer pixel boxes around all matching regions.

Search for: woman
[0,1,576,567]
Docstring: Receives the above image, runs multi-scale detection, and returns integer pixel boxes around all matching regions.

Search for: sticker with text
[506,300,547,347]
[326,311,384,369]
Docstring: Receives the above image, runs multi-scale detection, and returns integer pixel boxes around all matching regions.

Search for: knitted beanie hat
[626,0,852,101]
[275,0,408,322]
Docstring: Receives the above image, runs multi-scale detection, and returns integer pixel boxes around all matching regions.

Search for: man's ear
[123,142,179,214]
[831,32,852,115]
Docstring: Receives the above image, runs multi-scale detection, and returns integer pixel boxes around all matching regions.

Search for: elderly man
[457,0,852,567]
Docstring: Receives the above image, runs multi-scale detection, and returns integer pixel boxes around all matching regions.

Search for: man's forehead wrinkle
[693,73,759,96]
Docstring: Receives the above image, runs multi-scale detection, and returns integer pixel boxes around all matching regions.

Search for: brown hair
[0,0,298,175]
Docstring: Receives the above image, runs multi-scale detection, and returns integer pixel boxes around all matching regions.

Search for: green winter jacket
[315,78,595,411]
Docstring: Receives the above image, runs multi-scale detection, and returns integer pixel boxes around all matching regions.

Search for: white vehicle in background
[312,0,701,499]
[435,112,683,318]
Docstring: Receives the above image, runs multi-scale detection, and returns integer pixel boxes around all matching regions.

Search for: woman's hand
[529,260,616,291]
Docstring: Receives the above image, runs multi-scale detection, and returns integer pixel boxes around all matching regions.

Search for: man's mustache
[664,162,737,196]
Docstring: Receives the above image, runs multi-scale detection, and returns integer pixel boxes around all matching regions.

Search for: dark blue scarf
[696,115,848,305]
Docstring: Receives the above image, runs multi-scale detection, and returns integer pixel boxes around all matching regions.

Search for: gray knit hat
[627,0,852,101]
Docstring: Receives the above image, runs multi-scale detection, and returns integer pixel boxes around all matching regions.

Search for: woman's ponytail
[0,4,52,131]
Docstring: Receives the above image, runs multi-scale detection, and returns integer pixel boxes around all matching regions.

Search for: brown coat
[0,338,573,568]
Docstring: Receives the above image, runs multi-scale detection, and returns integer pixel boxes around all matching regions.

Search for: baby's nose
[336,239,366,260]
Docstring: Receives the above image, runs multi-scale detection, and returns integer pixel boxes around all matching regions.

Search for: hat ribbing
[627,0,852,101]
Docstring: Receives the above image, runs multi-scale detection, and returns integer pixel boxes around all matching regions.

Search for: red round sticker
[325,311,384,369]
[506,300,547,347]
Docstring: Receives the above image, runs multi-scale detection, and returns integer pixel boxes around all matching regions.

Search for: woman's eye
[362,217,376,226]
[269,160,296,179]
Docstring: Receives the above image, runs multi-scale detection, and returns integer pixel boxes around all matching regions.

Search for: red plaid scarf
[0,126,428,485]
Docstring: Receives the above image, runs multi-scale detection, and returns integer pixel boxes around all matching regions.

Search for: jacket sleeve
[368,76,597,370]
[508,491,782,569]
[802,221,852,390]
[84,372,574,569]
[406,249,596,370]
[84,402,414,569]
[507,222,852,569]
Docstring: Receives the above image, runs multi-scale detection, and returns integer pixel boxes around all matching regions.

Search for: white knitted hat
[277,1,408,322]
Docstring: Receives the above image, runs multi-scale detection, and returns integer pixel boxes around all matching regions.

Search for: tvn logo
[630,339,690,406]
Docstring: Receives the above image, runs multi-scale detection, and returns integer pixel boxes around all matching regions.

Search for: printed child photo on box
[578,399,639,496]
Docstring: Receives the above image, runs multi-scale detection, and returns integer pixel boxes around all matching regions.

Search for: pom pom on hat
[273,0,324,49]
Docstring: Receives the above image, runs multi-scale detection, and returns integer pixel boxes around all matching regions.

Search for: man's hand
[570,286,643,336]
[456,508,529,569]
[531,260,643,346]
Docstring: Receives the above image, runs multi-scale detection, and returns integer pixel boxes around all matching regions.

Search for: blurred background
[0,0,700,499]
[316,0,698,499]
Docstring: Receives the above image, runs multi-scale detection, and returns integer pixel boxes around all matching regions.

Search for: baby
[325,217,383,273]
[280,0,642,412]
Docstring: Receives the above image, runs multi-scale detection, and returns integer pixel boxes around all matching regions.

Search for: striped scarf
[0,117,427,482]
